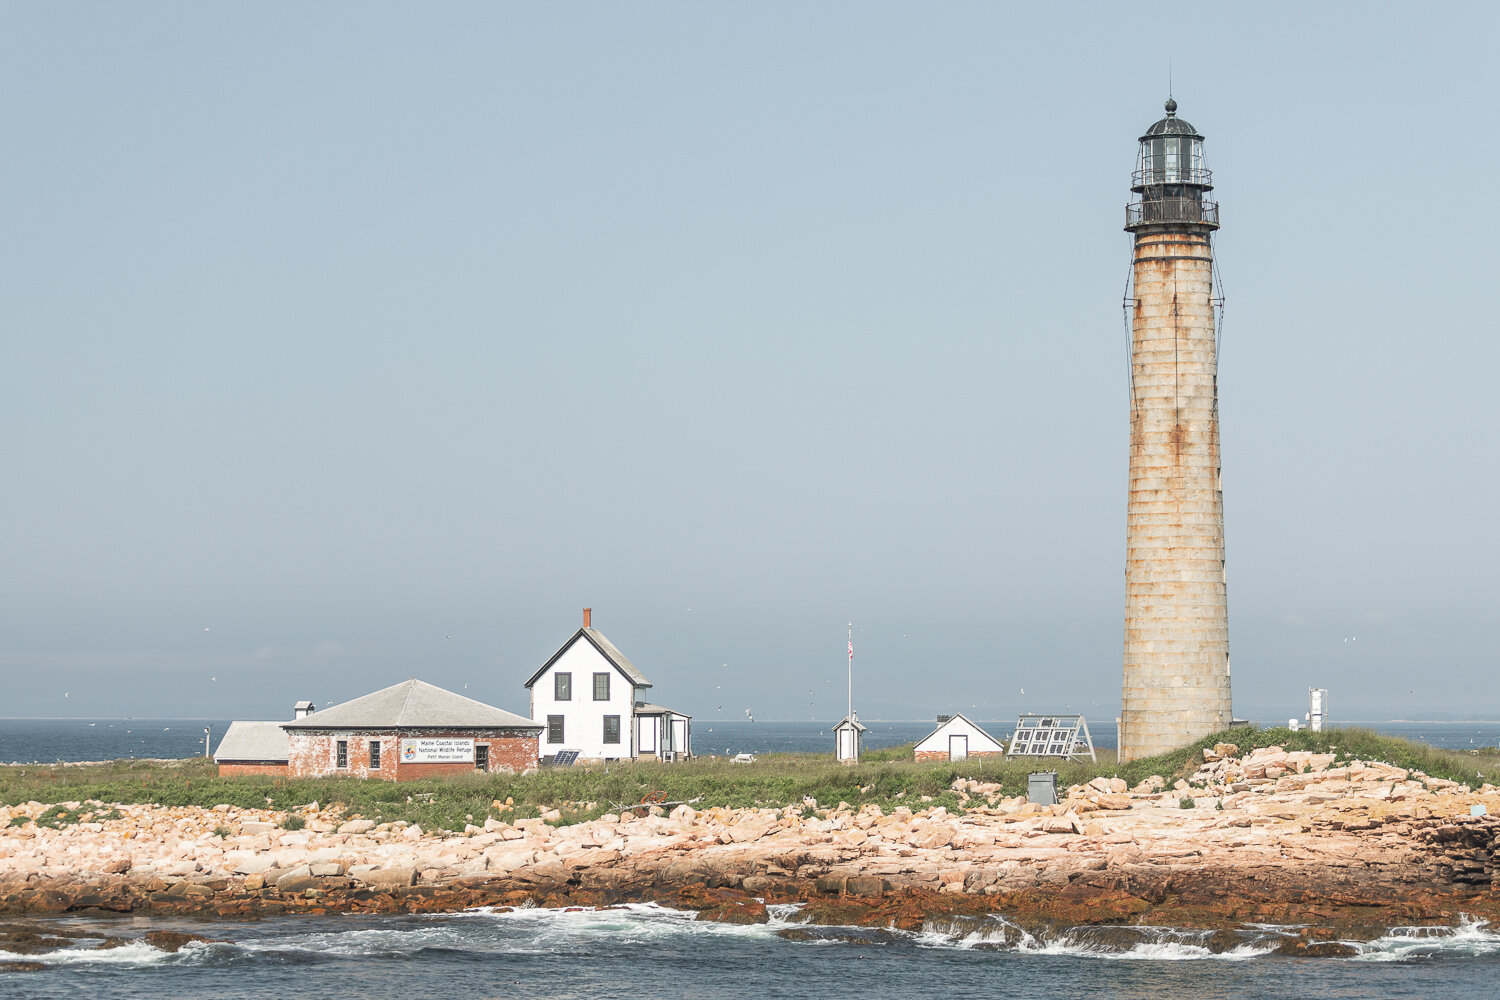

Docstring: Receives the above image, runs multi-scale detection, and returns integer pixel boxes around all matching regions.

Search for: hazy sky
[4,3,1497,723]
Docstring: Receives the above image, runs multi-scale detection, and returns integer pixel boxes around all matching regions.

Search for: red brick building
[280,679,542,781]
[214,720,293,778]
[215,679,541,781]
[214,700,321,777]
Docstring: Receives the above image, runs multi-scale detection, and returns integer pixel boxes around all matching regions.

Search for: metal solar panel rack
[1005,714,1096,762]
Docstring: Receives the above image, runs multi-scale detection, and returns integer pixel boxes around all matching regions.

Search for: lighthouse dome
[1141,99,1202,139]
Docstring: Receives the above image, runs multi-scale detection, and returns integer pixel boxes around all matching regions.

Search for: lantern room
[1126,99,1219,233]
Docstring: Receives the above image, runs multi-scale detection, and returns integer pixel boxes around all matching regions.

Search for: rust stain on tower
[1118,99,1233,762]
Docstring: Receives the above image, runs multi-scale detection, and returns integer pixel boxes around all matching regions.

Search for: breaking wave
[0,939,221,969]
[1348,916,1500,962]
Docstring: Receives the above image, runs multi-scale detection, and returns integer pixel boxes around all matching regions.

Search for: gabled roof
[834,715,867,732]
[914,712,1002,749]
[634,703,690,718]
[525,627,652,689]
[283,678,541,730]
[214,721,290,763]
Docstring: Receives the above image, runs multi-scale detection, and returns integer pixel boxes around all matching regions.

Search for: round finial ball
[1164,98,1178,115]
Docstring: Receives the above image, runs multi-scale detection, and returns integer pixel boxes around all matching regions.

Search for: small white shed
[834,715,866,763]
[914,713,1005,762]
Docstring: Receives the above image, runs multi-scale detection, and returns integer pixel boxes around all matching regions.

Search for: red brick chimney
[582,607,592,629]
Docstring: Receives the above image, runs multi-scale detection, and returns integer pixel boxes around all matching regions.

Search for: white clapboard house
[525,609,691,762]
[913,713,1005,761]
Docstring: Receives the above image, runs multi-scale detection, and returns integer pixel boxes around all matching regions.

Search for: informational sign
[1005,715,1096,762]
[399,738,475,763]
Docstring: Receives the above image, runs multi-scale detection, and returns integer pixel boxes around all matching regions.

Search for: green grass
[1,727,1494,834]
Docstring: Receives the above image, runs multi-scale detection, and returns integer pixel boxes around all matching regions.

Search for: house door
[639,717,657,754]
[949,735,968,760]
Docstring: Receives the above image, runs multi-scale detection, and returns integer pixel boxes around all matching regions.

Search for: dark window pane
[370,742,381,768]
[336,740,348,768]
[475,745,489,771]
[555,673,572,701]
[604,715,621,744]
[593,672,610,701]
[547,715,565,744]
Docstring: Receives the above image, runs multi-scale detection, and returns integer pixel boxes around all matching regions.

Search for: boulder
[272,866,313,890]
[350,867,416,889]
[232,857,277,876]
[144,931,220,953]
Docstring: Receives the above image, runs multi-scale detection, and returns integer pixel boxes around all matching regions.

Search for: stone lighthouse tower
[1118,99,1232,762]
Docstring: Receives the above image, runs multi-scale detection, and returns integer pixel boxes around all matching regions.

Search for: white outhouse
[913,713,1004,762]
[834,714,866,763]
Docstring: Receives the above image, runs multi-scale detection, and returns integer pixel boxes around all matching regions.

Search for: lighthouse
[1118,99,1232,762]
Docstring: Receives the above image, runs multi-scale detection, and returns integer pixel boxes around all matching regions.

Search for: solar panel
[1005,714,1096,761]
[550,750,580,767]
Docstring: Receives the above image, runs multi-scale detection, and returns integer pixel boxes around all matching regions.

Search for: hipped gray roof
[214,721,290,763]
[283,678,540,730]
[525,628,652,688]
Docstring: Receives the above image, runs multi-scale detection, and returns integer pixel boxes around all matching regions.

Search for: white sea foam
[240,923,482,959]
[905,918,1286,960]
[253,901,787,961]
[155,903,1500,968]
[0,939,214,968]
[765,903,804,923]
[1348,915,1500,962]
[450,906,1290,961]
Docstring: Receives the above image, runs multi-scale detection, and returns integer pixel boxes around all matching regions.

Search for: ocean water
[3,904,1499,999]
[5,717,1500,764]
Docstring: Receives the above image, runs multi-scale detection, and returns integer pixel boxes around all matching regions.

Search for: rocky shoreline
[3,745,1498,960]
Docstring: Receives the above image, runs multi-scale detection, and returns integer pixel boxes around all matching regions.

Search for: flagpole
[847,622,853,721]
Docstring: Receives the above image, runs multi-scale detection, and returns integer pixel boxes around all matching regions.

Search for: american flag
[848,639,854,662]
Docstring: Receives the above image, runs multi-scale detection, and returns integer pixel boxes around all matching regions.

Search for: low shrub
[1,726,1492,832]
